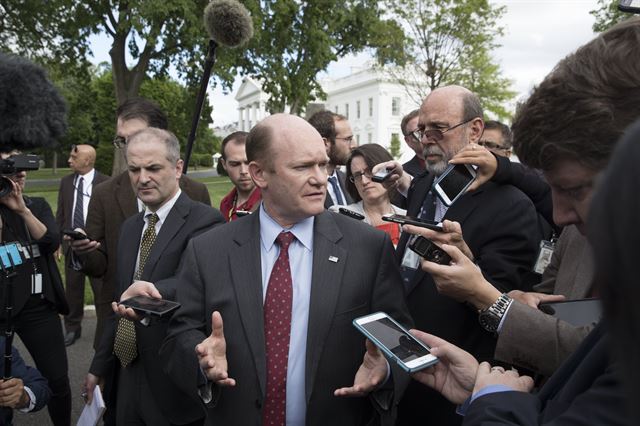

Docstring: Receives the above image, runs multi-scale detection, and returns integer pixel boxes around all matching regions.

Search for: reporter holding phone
[330,144,406,246]
[0,150,71,426]
[371,86,541,426]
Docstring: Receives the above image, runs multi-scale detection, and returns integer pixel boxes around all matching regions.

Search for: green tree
[590,0,632,32]
[382,0,514,119]
[1,0,241,174]
[238,0,405,114]
[389,133,402,160]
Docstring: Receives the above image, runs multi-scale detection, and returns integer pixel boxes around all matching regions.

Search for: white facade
[231,67,423,162]
[234,76,269,131]
[321,67,421,162]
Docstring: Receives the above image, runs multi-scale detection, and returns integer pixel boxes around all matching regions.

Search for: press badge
[533,239,556,274]
[31,273,43,294]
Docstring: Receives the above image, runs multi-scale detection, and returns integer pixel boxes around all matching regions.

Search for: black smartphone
[619,0,640,13]
[408,235,452,265]
[382,214,443,232]
[433,163,476,206]
[63,229,88,240]
[235,210,252,217]
[338,207,365,221]
[353,312,438,373]
[119,295,181,317]
[371,168,392,183]
[538,298,602,327]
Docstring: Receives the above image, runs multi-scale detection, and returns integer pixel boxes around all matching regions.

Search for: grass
[23,170,234,305]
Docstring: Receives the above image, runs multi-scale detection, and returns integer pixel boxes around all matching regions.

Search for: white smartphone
[353,312,438,373]
[433,163,476,206]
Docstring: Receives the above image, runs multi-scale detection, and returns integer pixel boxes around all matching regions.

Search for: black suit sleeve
[464,365,627,425]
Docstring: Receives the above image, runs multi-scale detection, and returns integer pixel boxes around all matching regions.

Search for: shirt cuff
[456,384,513,416]
[496,299,514,334]
[17,386,36,413]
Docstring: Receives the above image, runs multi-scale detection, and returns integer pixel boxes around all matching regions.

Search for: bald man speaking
[56,144,109,346]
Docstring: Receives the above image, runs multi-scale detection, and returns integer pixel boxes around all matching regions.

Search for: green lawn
[24,171,234,305]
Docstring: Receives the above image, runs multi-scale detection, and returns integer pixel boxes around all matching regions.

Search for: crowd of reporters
[0,14,639,426]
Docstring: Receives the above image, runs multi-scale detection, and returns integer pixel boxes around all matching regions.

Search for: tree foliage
[382,0,515,120]
[590,0,632,33]
[238,0,405,114]
[388,133,402,160]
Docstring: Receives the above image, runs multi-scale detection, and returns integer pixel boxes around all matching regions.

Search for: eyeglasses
[335,136,354,143]
[412,117,477,142]
[349,170,373,183]
[478,140,509,151]
[113,136,127,149]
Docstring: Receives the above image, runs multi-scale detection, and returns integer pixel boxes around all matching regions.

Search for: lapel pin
[328,256,339,263]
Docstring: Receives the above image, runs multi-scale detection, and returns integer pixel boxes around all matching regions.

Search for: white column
[245,107,252,130]
[238,107,245,131]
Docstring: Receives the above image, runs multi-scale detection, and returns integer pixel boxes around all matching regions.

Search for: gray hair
[127,127,181,164]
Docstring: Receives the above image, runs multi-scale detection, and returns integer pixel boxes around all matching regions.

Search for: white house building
[231,66,423,162]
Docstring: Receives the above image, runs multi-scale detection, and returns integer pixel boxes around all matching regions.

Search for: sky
[89,0,602,126]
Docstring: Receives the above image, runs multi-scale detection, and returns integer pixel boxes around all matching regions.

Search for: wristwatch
[478,293,513,333]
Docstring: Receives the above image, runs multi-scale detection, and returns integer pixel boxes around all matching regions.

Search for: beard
[423,144,450,176]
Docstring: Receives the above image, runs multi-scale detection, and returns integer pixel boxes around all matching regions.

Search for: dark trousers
[116,360,170,426]
[63,263,102,337]
[9,297,71,426]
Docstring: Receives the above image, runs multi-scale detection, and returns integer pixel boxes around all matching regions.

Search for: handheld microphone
[0,53,67,151]
[183,0,254,174]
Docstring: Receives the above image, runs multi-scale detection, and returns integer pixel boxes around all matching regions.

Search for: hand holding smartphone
[371,168,392,183]
[63,229,88,241]
[353,312,438,372]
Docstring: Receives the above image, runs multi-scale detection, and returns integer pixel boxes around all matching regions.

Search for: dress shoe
[64,329,81,346]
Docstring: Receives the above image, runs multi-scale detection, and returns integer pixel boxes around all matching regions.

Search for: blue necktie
[73,176,85,228]
[328,175,345,206]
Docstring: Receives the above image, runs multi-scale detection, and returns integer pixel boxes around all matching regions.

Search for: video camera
[0,154,39,197]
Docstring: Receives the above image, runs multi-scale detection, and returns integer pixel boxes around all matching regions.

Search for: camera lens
[0,176,13,198]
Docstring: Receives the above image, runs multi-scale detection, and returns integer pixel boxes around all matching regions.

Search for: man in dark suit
[374,85,540,425]
[56,143,109,346]
[0,336,51,424]
[82,128,224,425]
[151,114,411,425]
[400,109,425,177]
[308,110,355,208]
[69,98,211,350]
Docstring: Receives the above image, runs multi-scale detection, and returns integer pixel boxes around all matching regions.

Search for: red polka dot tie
[262,231,295,426]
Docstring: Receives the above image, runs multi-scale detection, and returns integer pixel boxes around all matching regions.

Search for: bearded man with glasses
[374,85,542,425]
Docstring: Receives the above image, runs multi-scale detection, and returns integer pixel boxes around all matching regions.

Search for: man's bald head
[68,144,97,175]
[246,113,325,171]
[423,85,484,123]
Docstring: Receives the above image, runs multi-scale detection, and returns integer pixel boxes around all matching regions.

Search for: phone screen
[120,296,180,316]
[437,164,475,202]
[360,317,431,363]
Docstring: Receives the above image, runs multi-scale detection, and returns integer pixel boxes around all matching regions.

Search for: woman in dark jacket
[0,150,71,425]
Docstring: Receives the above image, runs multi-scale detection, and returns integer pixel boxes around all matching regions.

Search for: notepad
[77,385,106,426]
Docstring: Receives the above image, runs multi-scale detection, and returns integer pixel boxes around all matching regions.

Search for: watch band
[479,293,513,333]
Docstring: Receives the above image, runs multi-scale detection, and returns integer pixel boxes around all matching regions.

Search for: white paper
[77,386,106,426]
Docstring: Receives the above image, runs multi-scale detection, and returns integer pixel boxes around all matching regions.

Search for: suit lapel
[228,213,267,395]
[140,193,189,280]
[304,212,347,402]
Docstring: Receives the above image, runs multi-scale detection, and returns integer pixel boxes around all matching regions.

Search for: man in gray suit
[69,98,211,350]
[83,128,224,425]
[143,114,412,425]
